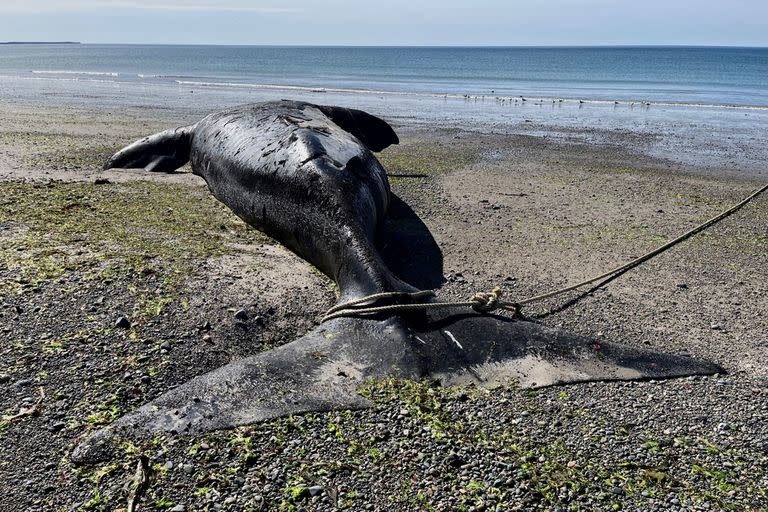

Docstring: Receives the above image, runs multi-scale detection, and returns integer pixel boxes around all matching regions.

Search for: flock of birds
[457,93,653,108]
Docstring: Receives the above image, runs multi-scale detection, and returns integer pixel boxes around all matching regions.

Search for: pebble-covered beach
[1,90,766,511]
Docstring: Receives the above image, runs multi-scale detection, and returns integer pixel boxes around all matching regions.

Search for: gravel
[0,104,766,511]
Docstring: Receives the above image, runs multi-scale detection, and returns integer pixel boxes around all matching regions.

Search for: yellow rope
[321,287,519,322]
[322,182,767,323]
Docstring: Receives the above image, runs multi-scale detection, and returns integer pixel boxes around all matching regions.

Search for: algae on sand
[0,180,270,296]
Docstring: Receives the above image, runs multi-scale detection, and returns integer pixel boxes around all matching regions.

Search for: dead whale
[71,100,722,463]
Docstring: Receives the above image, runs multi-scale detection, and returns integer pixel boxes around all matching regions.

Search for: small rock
[200,321,212,331]
[676,282,688,289]
[234,309,248,321]
[115,317,131,329]
[14,378,33,388]
[160,341,171,350]
[308,485,323,497]
[182,464,194,475]
[169,505,186,512]
[50,422,66,433]
[444,452,465,468]
[710,323,723,331]
[163,461,173,470]
[0,373,11,384]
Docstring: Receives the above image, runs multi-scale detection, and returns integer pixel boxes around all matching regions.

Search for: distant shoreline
[0,41,80,45]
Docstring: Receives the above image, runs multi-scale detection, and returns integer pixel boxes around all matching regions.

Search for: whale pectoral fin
[71,332,372,464]
[144,154,189,173]
[317,105,399,152]
[414,313,725,388]
[105,126,193,173]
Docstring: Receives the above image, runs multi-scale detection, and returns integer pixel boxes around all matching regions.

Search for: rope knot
[470,287,504,313]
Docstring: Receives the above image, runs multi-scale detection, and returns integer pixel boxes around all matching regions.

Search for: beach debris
[2,386,45,423]
[126,454,151,512]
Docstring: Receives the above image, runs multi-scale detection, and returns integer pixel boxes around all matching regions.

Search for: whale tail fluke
[104,125,195,172]
[70,312,725,465]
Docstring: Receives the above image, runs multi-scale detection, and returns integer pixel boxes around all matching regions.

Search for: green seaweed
[0,180,270,297]
[378,138,479,182]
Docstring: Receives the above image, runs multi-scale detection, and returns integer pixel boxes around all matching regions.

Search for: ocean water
[1,44,767,177]
[1,44,767,107]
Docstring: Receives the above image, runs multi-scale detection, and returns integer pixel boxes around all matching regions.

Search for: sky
[0,0,766,46]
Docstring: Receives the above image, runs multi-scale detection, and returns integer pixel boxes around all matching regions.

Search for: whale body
[72,100,723,463]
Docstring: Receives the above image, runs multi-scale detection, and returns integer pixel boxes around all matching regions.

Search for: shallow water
[1,45,767,179]
[2,45,767,107]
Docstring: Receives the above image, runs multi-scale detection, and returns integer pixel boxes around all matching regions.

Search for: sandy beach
[1,95,766,511]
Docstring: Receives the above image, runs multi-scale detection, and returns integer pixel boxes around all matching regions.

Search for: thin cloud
[0,1,302,14]
[114,2,302,13]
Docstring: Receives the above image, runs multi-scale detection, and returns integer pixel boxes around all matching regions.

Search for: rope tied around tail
[470,288,502,312]
[321,182,767,324]
[321,287,521,322]
[470,287,520,315]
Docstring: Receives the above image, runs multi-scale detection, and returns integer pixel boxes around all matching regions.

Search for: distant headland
[1,41,81,45]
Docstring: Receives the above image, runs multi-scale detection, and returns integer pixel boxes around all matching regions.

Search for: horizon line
[3,42,767,49]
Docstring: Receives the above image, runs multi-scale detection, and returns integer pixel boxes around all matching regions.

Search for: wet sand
[0,98,766,511]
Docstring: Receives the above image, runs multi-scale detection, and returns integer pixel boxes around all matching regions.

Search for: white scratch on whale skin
[444,330,463,350]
